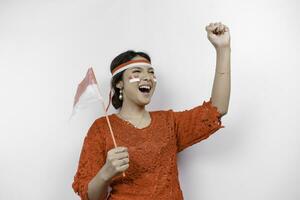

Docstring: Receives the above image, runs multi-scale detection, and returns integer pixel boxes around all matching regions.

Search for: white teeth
[139,85,151,90]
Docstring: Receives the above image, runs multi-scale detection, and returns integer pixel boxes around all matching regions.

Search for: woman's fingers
[111,157,129,166]
[206,22,227,34]
[113,152,129,160]
[116,163,129,172]
[115,146,128,153]
[219,24,225,32]
[108,146,127,155]
[119,158,130,166]
[107,147,129,163]
[206,23,215,32]
[104,147,130,178]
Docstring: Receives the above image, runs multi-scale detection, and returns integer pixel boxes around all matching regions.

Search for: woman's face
[118,55,157,107]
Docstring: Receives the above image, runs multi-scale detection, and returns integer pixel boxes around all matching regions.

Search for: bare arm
[211,46,231,116]
[88,147,129,200]
[205,22,231,116]
[87,165,111,200]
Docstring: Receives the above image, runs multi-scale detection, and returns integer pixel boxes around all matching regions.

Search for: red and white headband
[111,59,152,77]
[106,59,155,112]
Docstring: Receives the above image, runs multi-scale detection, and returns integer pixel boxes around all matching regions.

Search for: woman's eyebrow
[132,67,154,70]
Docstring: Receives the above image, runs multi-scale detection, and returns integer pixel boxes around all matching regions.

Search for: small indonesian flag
[69,67,126,177]
[70,67,103,119]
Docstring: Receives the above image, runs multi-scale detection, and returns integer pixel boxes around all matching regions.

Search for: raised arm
[205,22,231,116]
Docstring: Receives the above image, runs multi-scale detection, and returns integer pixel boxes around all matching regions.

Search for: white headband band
[111,60,152,77]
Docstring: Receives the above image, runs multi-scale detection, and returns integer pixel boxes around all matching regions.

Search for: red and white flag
[69,67,103,119]
[69,67,125,177]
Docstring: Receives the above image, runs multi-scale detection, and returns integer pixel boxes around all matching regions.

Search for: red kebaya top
[72,99,224,200]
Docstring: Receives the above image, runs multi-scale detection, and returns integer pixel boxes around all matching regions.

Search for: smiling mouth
[138,85,151,94]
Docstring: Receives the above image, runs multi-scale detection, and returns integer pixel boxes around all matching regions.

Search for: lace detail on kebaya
[72,120,107,200]
[72,99,224,200]
[173,99,224,152]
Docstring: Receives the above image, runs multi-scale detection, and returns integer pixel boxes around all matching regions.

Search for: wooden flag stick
[96,82,126,177]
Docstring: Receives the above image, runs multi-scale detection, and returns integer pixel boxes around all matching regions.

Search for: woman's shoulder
[150,109,172,115]
[93,115,113,128]
[150,107,178,116]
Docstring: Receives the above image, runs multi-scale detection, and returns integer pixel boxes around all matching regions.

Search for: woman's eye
[132,70,154,74]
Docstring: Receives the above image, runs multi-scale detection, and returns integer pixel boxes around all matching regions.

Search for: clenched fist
[205,22,231,50]
[101,146,129,181]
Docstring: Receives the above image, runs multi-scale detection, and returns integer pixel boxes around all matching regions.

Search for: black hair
[110,50,151,109]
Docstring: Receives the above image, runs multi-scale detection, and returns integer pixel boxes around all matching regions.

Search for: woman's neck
[118,99,147,119]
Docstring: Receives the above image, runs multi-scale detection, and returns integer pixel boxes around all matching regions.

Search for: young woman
[72,22,231,200]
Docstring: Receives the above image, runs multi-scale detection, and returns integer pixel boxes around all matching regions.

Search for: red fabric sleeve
[173,99,224,153]
[72,120,107,200]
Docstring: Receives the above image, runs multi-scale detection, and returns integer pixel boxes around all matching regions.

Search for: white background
[0,0,299,199]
